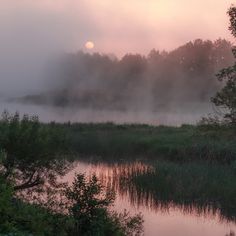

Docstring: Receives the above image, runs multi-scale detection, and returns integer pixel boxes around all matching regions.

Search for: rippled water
[62,160,236,236]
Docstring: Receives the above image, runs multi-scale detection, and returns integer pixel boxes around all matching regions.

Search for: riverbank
[1,115,236,235]
[62,122,236,163]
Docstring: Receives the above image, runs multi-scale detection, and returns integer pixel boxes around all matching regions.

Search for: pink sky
[0,0,235,56]
[0,0,235,95]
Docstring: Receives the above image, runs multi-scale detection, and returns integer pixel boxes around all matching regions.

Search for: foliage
[0,175,70,235]
[65,174,115,235]
[65,173,143,236]
[0,111,68,192]
[211,6,236,124]
[109,210,144,236]
[0,172,143,236]
[129,161,236,222]
[0,111,144,235]
[63,122,236,163]
[0,160,69,235]
[198,114,222,127]
[211,64,236,123]
[0,176,16,233]
[1,111,236,234]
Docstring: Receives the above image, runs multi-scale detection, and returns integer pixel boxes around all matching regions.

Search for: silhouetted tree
[65,173,144,236]
[22,39,234,110]
[211,6,236,123]
[0,111,68,192]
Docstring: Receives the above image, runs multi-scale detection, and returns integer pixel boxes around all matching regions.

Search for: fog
[2,38,231,125]
[0,1,235,125]
[0,0,233,94]
[0,1,87,95]
[14,39,234,109]
[0,100,213,126]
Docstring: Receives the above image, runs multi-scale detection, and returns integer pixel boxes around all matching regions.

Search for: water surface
[0,101,212,126]
[63,160,236,236]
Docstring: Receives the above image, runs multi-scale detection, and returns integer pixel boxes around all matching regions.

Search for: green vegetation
[210,6,236,124]
[1,113,236,165]
[63,122,236,163]
[0,112,143,236]
[0,110,68,192]
[0,111,235,234]
[1,7,236,234]
[65,174,143,236]
[0,172,143,236]
[0,175,67,235]
[126,161,236,221]
[59,5,236,165]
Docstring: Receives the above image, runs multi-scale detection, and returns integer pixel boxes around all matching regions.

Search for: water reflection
[64,159,236,236]
[225,231,235,236]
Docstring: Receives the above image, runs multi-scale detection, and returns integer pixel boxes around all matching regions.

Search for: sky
[0,0,234,94]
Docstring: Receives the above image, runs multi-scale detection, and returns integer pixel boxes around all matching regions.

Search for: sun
[85,41,95,49]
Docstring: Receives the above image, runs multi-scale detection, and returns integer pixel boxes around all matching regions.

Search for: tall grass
[63,123,236,163]
[129,161,236,221]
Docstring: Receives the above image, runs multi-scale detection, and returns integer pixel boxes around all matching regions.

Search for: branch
[13,173,43,191]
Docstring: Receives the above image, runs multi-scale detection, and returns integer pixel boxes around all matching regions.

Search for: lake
[62,159,236,236]
[1,99,235,235]
[0,100,212,126]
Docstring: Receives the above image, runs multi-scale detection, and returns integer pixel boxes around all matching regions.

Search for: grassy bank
[62,122,236,163]
[1,113,235,163]
[0,113,235,235]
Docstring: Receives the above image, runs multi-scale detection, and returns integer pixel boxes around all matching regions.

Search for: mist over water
[1,2,236,236]
[63,160,236,236]
[0,2,234,125]
[0,100,212,126]
[2,38,232,125]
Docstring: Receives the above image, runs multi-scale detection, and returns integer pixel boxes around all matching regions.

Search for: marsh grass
[63,123,236,163]
[129,161,236,221]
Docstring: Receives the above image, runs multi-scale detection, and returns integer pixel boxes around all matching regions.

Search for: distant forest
[19,39,234,111]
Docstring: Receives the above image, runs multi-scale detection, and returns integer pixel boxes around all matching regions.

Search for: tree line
[21,38,234,111]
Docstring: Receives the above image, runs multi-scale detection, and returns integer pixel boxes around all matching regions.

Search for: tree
[65,174,115,235]
[211,6,236,124]
[65,173,144,236]
[0,111,69,193]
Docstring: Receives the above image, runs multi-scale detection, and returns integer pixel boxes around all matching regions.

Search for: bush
[65,173,143,236]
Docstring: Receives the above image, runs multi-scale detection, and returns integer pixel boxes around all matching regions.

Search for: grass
[1,113,235,235]
[128,160,236,222]
[61,122,236,163]
[1,115,235,163]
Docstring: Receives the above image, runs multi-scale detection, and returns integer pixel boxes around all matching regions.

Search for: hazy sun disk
[85,41,95,49]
